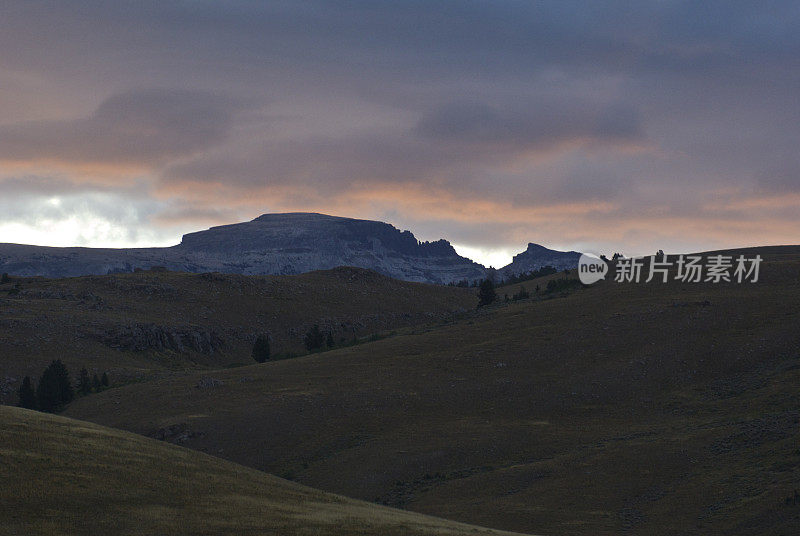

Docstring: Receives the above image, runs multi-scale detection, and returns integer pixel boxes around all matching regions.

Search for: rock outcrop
[497,242,581,279]
[81,322,224,354]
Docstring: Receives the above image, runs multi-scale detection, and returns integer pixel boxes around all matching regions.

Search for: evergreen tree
[326,331,335,349]
[303,324,325,351]
[251,334,271,363]
[36,360,73,412]
[92,373,101,391]
[77,368,91,396]
[17,376,37,410]
[513,285,530,301]
[477,279,496,307]
[101,372,109,387]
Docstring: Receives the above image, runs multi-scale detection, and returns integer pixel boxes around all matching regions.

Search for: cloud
[414,100,642,148]
[0,1,798,257]
[0,89,243,167]
[160,96,646,207]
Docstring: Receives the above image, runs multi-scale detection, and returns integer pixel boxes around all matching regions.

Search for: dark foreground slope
[0,267,473,402]
[66,247,800,535]
[0,406,526,536]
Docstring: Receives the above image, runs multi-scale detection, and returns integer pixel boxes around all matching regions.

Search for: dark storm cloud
[414,100,642,147]
[163,97,644,202]
[4,1,795,92]
[0,89,243,166]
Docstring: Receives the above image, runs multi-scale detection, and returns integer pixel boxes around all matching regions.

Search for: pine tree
[303,324,325,352]
[17,376,37,410]
[101,372,109,387]
[92,373,101,391]
[326,331,335,349]
[36,360,74,413]
[252,334,271,363]
[77,368,91,396]
[477,279,496,307]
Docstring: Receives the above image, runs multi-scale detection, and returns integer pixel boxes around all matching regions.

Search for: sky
[1,1,798,267]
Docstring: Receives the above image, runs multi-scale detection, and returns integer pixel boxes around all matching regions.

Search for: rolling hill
[63,247,800,535]
[0,406,528,536]
[0,267,474,402]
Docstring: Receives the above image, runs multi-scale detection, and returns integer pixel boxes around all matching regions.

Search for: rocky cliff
[497,242,581,279]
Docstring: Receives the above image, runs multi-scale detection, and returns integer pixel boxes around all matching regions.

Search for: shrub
[499,265,558,286]
[304,324,325,351]
[76,368,91,396]
[252,334,271,363]
[545,277,582,294]
[512,285,530,301]
[17,376,37,410]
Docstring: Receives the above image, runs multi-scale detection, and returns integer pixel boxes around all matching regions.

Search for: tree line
[17,360,110,413]
[250,325,361,364]
[476,272,583,308]
[448,265,561,289]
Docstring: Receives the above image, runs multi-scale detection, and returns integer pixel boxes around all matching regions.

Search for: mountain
[498,242,581,278]
[175,213,486,284]
[0,213,486,284]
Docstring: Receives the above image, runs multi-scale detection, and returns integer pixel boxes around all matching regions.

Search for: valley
[50,246,800,535]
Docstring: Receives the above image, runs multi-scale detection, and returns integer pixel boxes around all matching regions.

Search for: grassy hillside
[0,267,474,402]
[0,406,527,536]
[65,247,800,535]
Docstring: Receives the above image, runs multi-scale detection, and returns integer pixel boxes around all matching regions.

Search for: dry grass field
[1,247,797,534]
[0,406,528,536]
[60,247,800,534]
[0,267,474,401]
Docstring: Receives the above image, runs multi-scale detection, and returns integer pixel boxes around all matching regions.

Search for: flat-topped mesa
[178,213,457,257]
[174,212,482,284]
